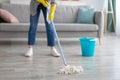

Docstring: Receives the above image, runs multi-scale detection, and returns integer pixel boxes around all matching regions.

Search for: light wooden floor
[0,33,120,80]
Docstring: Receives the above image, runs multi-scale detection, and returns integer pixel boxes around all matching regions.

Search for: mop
[51,22,83,75]
[45,2,83,75]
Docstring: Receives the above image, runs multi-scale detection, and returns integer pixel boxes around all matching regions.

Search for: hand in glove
[49,4,56,21]
[36,0,49,7]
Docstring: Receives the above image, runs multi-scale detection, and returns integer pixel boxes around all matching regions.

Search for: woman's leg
[25,4,41,57]
[41,5,60,57]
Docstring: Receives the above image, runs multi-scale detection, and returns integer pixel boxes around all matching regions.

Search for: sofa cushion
[0,3,30,23]
[54,5,91,23]
[0,9,19,23]
[0,23,98,32]
[0,3,92,23]
[76,8,95,24]
[0,3,47,23]
[54,23,98,31]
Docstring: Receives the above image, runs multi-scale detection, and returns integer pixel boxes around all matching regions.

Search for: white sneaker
[51,47,60,57]
[25,48,33,57]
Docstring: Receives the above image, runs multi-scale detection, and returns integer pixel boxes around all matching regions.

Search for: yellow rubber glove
[49,4,56,21]
[36,0,49,7]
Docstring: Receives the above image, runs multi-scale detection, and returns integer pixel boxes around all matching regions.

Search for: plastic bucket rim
[80,37,97,41]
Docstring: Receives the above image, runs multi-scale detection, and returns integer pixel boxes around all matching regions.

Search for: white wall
[9,0,106,10]
[0,0,107,10]
[59,0,107,10]
[116,0,120,36]
[83,0,107,11]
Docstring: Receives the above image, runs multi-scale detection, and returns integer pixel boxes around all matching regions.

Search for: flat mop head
[57,65,83,75]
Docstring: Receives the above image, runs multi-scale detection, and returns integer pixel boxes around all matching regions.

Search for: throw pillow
[0,9,19,23]
[76,8,95,24]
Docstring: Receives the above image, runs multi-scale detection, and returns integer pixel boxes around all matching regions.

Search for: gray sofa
[0,3,104,43]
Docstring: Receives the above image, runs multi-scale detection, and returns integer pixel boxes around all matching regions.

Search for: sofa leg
[98,38,101,45]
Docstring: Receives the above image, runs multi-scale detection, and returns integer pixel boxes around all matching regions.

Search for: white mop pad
[50,20,83,75]
[57,65,83,75]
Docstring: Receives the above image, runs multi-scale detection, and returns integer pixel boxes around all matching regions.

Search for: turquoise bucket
[80,37,96,57]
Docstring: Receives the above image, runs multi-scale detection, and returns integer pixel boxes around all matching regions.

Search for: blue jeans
[28,4,55,46]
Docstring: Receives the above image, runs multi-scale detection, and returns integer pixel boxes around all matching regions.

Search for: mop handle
[47,6,67,66]
[51,22,67,66]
